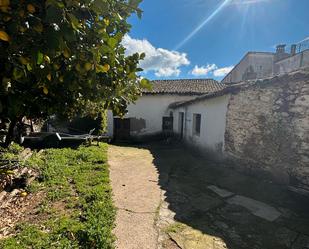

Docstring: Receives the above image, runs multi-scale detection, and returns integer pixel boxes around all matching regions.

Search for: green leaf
[26,64,32,71]
[128,72,136,80]
[107,37,118,49]
[46,5,63,23]
[140,52,146,60]
[91,0,109,14]
[13,68,24,80]
[67,13,81,30]
[37,51,44,65]
[140,78,151,90]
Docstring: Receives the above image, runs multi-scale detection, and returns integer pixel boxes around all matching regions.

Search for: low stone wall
[225,71,309,189]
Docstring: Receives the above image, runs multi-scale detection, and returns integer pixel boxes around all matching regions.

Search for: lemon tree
[0,0,149,146]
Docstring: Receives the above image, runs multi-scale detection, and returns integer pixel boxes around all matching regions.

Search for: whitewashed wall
[172,95,230,152]
[107,110,114,137]
[107,94,197,137]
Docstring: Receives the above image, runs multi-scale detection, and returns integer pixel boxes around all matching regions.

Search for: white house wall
[121,94,198,136]
[107,110,114,137]
[172,95,230,152]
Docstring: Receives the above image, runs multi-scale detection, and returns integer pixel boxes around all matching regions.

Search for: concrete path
[108,142,309,249]
[108,145,162,249]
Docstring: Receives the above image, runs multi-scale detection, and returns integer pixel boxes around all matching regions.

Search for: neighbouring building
[222,38,309,84]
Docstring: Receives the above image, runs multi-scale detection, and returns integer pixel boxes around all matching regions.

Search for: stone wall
[225,70,309,190]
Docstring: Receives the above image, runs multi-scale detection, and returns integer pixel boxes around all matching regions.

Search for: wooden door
[114,118,130,140]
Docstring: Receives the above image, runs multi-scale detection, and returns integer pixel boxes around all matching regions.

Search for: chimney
[290,44,297,56]
[276,44,286,54]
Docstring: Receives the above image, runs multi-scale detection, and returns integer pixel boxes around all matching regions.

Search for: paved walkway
[109,143,309,249]
[108,145,162,249]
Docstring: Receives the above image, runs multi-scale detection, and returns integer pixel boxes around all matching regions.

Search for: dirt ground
[109,142,309,249]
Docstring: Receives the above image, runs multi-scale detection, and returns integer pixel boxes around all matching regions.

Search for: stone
[227,195,281,222]
[207,185,234,198]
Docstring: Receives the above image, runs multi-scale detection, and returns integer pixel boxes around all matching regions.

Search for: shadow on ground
[126,141,309,249]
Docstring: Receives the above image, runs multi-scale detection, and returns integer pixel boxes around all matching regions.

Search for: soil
[0,191,46,239]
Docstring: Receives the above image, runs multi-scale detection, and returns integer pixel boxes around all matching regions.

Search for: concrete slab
[227,195,281,222]
[207,185,234,198]
[109,145,162,249]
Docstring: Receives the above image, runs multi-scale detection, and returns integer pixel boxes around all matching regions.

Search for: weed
[0,143,115,249]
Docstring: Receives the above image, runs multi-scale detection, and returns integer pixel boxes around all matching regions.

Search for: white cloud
[191,64,234,78]
[191,64,217,76]
[213,66,234,77]
[122,35,190,77]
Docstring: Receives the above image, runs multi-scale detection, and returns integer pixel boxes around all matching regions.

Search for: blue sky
[123,0,309,81]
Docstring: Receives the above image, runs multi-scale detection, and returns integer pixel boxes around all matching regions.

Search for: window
[193,114,201,136]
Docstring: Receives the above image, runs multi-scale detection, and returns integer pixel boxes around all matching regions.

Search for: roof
[143,79,225,95]
[169,87,231,109]
[169,68,309,109]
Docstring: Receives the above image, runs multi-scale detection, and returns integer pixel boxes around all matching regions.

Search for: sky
[123,0,309,81]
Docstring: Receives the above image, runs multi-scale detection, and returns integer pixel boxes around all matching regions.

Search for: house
[107,79,229,152]
[167,88,230,153]
[222,38,309,84]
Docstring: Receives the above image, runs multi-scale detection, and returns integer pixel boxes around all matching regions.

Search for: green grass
[0,143,115,249]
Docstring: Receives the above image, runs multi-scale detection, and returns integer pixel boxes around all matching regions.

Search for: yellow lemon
[75,64,81,72]
[20,192,28,197]
[44,55,50,63]
[3,16,12,22]
[34,23,43,33]
[0,0,10,12]
[63,49,70,58]
[84,62,92,71]
[53,63,60,70]
[43,86,48,95]
[27,4,35,13]
[47,73,52,81]
[19,26,26,32]
[102,64,110,72]
[103,18,109,26]
[0,30,10,41]
[19,56,28,65]
[19,9,25,17]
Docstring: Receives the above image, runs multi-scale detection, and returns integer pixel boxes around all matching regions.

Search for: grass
[164,222,186,234]
[0,143,115,249]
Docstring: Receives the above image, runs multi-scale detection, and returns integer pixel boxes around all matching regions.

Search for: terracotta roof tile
[143,79,225,95]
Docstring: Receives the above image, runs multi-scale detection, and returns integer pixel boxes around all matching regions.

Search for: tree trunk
[4,119,17,147]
